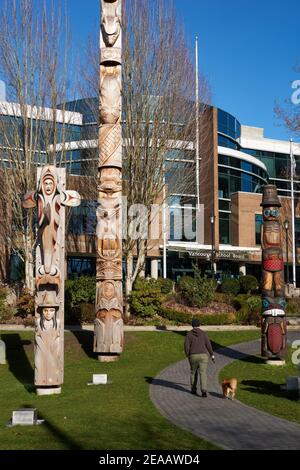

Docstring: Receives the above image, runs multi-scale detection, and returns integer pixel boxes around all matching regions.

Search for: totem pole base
[36,386,62,396]
[97,354,120,363]
[265,359,285,366]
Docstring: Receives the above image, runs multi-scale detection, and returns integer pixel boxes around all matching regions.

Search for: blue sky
[66,0,299,141]
[1,0,298,141]
[173,0,299,140]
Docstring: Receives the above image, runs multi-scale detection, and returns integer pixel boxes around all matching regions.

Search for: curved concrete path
[150,333,300,450]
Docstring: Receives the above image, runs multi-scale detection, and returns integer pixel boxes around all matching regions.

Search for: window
[218,135,238,150]
[219,212,230,244]
[255,214,263,245]
[295,218,300,248]
[67,257,96,276]
[68,200,97,235]
[169,206,196,242]
[217,109,241,140]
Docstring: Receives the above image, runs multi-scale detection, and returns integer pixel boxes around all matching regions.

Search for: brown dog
[222,378,237,400]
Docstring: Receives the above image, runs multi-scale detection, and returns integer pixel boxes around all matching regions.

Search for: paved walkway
[150,333,300,450]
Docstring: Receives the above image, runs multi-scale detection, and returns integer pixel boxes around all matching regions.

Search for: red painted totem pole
[261,185,287,361]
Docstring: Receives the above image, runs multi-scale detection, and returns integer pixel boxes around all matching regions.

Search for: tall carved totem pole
[23,166,81,394]
[94,0,124,361]
[261,185,287,362]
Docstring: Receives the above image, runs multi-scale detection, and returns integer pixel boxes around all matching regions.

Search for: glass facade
[58,148,97,176]
[168,196,197,242]
[68,200,97,235]
[218,109,241,140]
[218,167,266,199]
[217,109,269,245]
[0,115,81,148]
[255,214,263,245]
[295,218,300,250]
[219,212,230,244]
[218,134,239,150]
[243,148,300,196]
[67,256,96,276]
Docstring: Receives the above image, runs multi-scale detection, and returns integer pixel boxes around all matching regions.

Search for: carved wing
[60,190,81,207]
[22,191,37,209]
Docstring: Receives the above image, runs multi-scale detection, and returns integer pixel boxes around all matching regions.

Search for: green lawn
[0,329,259,450]
[220,347,300,424]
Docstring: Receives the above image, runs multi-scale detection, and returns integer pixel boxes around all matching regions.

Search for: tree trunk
[137,239,146,278]
[25,235,34,294]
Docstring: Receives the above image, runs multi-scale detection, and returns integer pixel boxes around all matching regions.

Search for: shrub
[129,278,163,318]
[232,294,251,311]
[0,286,16,323]
[79,303,95,323]
[235,306,249,324]
[160,306,236,325]
[0,304,16,323]
[156,277,173,294]
[65,306,81,325]
[221,278,240,296]
[0,287,7,303]
[213,292,234,305]
[178,274,216,308]
[286,298,300,316]
[246,296,261,325]
[65,276,96,308]
[16,289,35,317]
[239,275,259,294]
[234,294,261,325]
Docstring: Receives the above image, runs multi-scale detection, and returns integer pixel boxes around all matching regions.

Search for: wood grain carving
[23,166,81,392]
[95,0,124,360]
[260,185,287,360]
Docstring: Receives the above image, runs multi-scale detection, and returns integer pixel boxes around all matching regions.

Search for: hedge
[221,278,240,296]
[160,306,236,325]
[239,275,259,294]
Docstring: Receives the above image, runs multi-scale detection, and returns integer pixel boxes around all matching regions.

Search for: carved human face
[103,281,115,299]
[43,177,55,196]
[263,206,280,221]
[42,307,56,321]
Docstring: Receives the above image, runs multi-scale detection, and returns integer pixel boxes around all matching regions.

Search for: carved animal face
[101,0,121,47]
[99,168,122,194]
[263,206,280,221]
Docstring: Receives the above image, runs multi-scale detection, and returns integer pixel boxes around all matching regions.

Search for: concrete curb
[1,324,300,332]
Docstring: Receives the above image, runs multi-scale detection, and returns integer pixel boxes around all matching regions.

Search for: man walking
[184,317,215,397]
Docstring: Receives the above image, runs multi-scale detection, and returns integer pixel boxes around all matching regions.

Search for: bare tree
[0,0,74,290]
[78,0,211,314]
[274,64,300,137]
[122,0,211,312]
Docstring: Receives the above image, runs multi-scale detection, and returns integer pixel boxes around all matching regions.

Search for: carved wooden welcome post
[23,166,80,394]
[94,0,124,361]
[261,185,287,363]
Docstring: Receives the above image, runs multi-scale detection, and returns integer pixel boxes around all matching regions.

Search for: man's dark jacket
[184,327,214,357]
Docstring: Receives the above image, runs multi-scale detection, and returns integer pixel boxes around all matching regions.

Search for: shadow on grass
[145,376,190,394]
[71,330,95,359]
[1,334,35,393]
[241,379,299,401]
[36,410,83,450]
